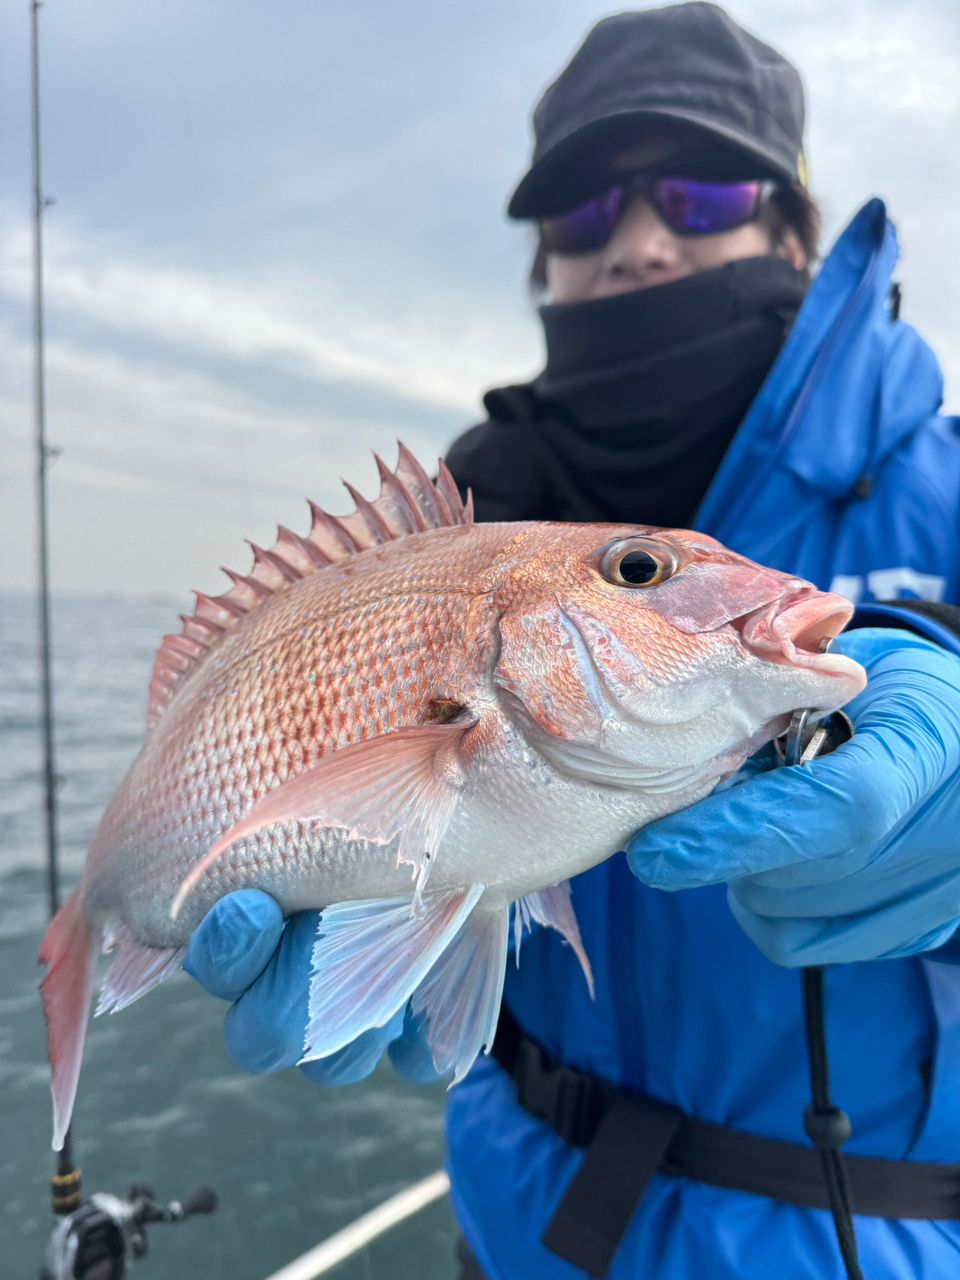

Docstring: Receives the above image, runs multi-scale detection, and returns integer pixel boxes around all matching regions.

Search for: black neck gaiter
[523,255,807,526]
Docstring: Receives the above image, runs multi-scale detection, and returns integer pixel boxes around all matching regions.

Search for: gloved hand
[626,627,960,966]
[184,890,440,1083]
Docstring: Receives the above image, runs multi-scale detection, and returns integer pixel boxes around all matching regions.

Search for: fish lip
[735,590,858,677]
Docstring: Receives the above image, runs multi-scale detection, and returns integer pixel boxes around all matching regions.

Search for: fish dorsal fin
[146,445,472,731]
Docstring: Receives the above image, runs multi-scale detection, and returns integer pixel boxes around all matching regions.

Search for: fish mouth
[736,590,860,680]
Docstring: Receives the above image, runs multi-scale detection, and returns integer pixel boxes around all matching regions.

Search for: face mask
[522,256,808,526]
[535,255,807,427]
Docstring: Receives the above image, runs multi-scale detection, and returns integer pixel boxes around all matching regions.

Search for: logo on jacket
[830,569,946,604]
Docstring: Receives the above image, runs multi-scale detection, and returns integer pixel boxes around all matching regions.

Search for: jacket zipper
[700,240,883,546]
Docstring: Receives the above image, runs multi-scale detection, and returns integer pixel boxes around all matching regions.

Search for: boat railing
[259,1170,450,1280]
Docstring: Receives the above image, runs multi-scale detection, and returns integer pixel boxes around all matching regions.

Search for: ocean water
[0,590,457,1280]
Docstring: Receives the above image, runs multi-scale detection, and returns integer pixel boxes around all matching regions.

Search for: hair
[527,180,823,294]
[762,181,822,267]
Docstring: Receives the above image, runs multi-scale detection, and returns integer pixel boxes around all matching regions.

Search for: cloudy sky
[1,0,958,597]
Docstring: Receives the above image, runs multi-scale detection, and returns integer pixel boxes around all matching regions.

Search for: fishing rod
[776,701,865,1280]
[29,0,81,1222]
[30,6,219,1276]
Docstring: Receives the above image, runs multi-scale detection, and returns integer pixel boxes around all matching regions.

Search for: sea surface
[0,590,457,1280]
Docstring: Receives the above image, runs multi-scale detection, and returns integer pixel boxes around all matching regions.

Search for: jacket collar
[695,199,945,544]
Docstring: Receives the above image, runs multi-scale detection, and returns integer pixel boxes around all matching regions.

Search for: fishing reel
[40,1182,218,1280]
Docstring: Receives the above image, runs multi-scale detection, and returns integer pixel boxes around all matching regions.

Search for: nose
[599,196,684,287]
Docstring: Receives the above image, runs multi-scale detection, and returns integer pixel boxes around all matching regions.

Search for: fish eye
[600,538,678,588]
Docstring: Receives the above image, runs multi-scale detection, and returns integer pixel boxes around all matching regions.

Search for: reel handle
[171,1185,218,1220]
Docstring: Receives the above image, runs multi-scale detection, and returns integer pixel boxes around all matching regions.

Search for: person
[185,5,960,1277]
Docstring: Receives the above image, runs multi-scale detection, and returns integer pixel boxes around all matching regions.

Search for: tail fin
[39,887,97,1151]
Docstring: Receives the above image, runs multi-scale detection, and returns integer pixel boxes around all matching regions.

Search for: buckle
[515,1039,597,1146]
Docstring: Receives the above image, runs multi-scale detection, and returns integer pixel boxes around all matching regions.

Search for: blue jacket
[446,200,960,1280]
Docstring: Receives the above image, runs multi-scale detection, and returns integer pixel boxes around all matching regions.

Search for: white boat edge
[261,1170,451,1280]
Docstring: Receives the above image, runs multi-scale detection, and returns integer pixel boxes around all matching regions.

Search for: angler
[186,4,960,1278]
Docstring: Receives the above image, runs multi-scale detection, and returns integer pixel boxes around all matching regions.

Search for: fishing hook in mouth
[773,637,855,766]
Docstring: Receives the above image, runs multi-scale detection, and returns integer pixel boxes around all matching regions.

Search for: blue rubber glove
[626,627,960,966]
[184,890,440,1084]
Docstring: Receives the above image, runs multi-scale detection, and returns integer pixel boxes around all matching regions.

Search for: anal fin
[520,882,594,998]
[97,925,185,1015]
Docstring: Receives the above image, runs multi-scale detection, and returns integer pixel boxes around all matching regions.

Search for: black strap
[541,1094,681,1277]
[803,965,865,1280]
[455,1235,489,1280]
[492,1006,960,1278]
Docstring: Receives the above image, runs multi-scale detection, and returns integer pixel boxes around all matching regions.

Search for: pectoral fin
[170,720,474,920]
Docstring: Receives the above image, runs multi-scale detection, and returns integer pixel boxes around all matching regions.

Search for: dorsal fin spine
[277,525,330,568]
[436,460,465,523]
[396,443,436,530]
[308,502,359,555]
[343,481,393,544]
[146,445,473,732]
[166,634,205,658]
[222,568,272,602]
[181,613,224,640]
[374,454,420,533]
[247,540,302,584]
[196,590,246,621]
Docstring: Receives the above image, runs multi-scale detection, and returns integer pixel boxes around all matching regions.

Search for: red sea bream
[39,446,866,1149]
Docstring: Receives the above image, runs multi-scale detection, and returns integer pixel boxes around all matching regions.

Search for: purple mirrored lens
[540,185,626,255]
[654,178,763,235]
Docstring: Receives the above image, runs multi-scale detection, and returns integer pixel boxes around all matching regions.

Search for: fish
[38,444,866,1150]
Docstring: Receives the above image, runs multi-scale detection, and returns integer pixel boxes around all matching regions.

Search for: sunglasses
[539,165,776,256]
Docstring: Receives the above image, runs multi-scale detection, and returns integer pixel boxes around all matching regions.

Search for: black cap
[508,3,805,219]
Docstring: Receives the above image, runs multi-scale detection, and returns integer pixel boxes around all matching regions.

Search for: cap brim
[507,108,797,219]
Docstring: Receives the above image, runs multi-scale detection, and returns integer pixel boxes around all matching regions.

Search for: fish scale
[39,445,866,1152]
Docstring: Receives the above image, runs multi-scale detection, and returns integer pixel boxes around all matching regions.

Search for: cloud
[0,217,540,593]
[0,224,536,417]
